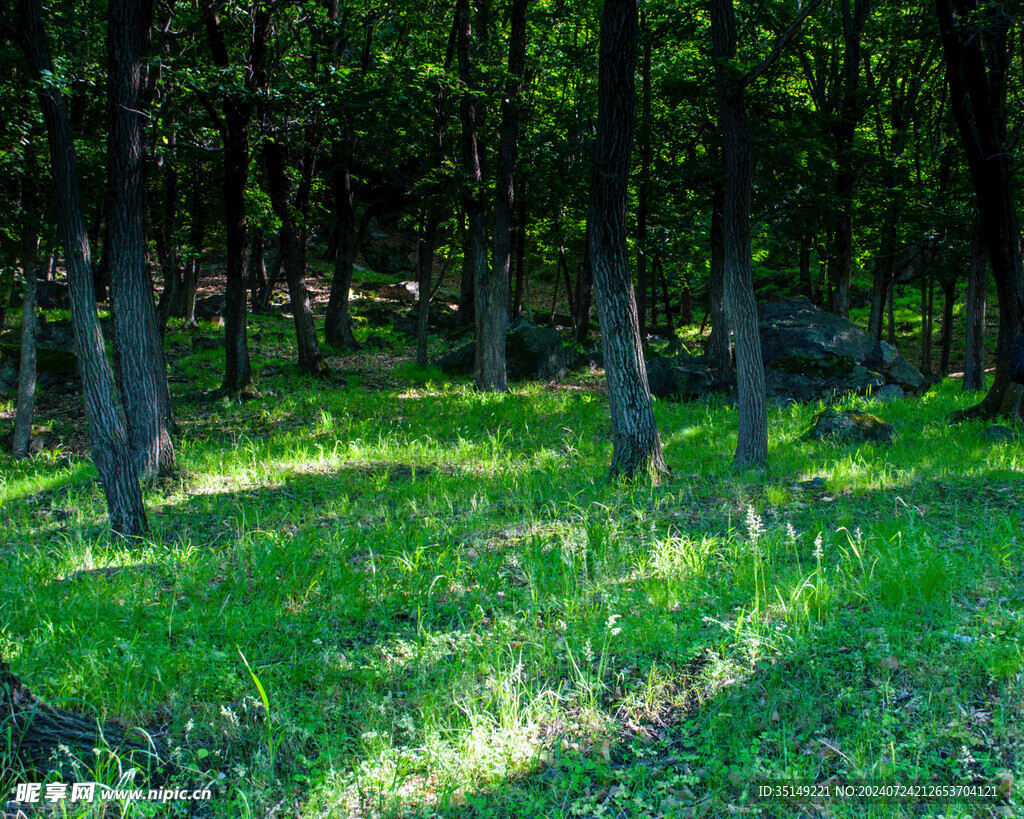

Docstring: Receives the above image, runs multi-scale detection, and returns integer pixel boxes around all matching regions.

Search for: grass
[0,306,1021,818]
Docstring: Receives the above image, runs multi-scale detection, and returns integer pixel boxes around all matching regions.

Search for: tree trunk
[920,273,933,375]
[182,162,204,325]
[574,228,594,344]
[107,0,175,479]
[16,0,147,538]
[964,222,987,390]
[154,140,181,335]
[416,213,440,366]
[486,0,527,388]
[13,231,39,460]
[712,0,768,469]
[456,0,503,391]
[799,230,813,302]
[262,138,323,375]
[939,275,955,374]
[204,2,266,395]
[511,190,527,318]
[938,0,1024,420]
[247,229,266,309]
[324,155,360,350]
[828,0,870,320]
[636,9,652,339]
[706,180,732,383]
[588,0,667,482]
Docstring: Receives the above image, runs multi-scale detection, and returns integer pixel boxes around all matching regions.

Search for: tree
[937,0,1023,419]
[711,0,827,468]
[12,0,147,538]
[201,1,270,395]
[588,0,668,481]
[107,0,176,477]
[489,0,529,386]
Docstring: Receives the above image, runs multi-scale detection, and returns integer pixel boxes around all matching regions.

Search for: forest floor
[0,269,1021,818]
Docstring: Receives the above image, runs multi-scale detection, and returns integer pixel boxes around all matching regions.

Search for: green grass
[0,317,1022,818]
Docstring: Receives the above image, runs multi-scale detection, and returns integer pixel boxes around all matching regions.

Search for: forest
[0,0,1022,816]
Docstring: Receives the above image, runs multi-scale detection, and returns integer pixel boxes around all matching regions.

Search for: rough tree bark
[588,0,668,481]
[937,0,1024,419]
[13,201,39,461]
[964,221,987,390]
[828,0,870,319]
[706,179,733,384]
[203,2,268,395]
[454,0,504,391]
[712,0,767,468]
[15,0,147,538]
[488,0,528,389]
[262,138,324,375]
[107,0,175,478]
[711,0,826,467]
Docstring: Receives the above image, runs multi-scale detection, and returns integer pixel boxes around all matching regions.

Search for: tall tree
[107,0,175,478]
[455,0,504,391]
[202,1,269,395]
[589,0,667,481]
[937,0,1023,418]
[489,0,529,386]
[12,0,147,538]
[712,0,826,468]
[827,0,870,319]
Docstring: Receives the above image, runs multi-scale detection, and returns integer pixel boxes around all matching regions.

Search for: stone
[866,384,906,404]
[981,425,1020,443]
[646,354,714,401]
[380,281,420,302]
[806,409,895,445]
[436,321,578,381]
[759,298,926,394]
[863,341,926,392]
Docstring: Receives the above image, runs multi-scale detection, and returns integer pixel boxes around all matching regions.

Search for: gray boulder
[437,322,578,381]
[806,409,895,445]
[759,298,926,394]
[646,354,715,401]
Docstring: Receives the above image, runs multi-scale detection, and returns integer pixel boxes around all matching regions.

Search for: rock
[867,384,905,404]
[759,298,926,394]
[437,322,578,381]
[862,341,926,392]
[981,425,1020,443]
[806,409,895,445]
[760,298,877,364]
[403,302,458,332]
[646,354,714,401]
[380,281,420,302]
[36,280,69,309]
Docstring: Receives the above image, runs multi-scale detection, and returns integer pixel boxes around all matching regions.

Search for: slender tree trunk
[828,0,870,319]
[107,0,175,478]
[205,3,266,395]
[247,229,266,309]
[636,9,652,340]
[262,139,323,375]
[324,155,360,350]
[588,0,667,481]
[182,162,204,325]
[13,230,39,460]
[416,214,440,366]
[155,139,182,334]
[920,273,933,375]
[16,0,147,538]
[939,275,955,374]
[799,230,813,302]
[964,222,987,390]
[511,190,527,318]
[712,0,768,469]
[706,181,732,383]
[574,227,594,344]
[938,0,1024,419]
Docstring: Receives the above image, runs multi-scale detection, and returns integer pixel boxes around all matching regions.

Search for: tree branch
[740,0,832,91]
